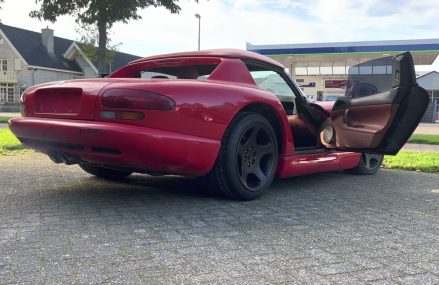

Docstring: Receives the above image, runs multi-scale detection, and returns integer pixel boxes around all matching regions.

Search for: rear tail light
[101,88,175,111]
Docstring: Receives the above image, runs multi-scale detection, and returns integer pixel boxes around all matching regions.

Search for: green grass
[383,151,439,173]
[0,116,13,123]
[408,134,439,145]
[1,126,438,173]
[0,129,28,155]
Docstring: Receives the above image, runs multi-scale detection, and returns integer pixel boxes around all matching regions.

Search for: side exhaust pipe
[47,150,80,165]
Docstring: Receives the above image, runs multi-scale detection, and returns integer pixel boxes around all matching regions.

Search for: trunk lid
[24,79,116,120]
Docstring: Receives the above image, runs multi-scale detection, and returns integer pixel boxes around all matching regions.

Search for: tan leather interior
[288,114,318,147]
[326,104,399,148]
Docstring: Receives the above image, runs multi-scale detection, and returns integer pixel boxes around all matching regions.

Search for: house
[417,71,439,122]
[0,23,141,111]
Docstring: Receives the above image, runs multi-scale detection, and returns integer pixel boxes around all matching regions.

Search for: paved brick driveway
[1,153,439,284]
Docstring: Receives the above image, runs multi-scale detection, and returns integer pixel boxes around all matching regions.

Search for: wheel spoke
[241,164,250,181]
[255,143,274,157]
[237,153,250,181]
[246,126,260,146]
[252,166,267,183]
[363,154,371,169]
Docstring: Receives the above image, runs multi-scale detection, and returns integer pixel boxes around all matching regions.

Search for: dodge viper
[9,49,429,200]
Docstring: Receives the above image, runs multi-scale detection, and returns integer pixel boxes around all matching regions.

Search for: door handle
[344,109,365,128]
[343,109,351,126]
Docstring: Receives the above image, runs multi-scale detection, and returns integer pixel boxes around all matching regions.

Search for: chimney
[41,27,54,54]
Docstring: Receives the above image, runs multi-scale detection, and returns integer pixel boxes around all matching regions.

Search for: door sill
[294,147,327,155]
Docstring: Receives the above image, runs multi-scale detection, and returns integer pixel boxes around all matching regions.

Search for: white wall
[417,72,439,90]
[0,35,25,86]
[295,75,347,97]
[73,53,97,78]
[0,32,82,88]
[20,69,80,86]
[0,37,22,73]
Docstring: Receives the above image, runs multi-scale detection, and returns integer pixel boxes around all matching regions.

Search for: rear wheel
[347,153,384,175]
[208,112,278,200]
[79,163,133,180]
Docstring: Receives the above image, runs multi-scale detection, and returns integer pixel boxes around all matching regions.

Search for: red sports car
[9,49,429,200]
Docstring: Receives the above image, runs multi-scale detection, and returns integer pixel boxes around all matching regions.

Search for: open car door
[320,52,429,155]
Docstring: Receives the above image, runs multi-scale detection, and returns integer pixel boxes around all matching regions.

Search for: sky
[0,0,438,71]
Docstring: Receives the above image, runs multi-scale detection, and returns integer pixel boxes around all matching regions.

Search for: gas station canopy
[247,39,439,70]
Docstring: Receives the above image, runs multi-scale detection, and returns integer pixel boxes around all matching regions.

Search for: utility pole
[195,13,201,51]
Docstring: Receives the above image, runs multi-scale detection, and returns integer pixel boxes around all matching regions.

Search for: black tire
[79,163,133,180]
[346,153,384,175]
[208,112,278,200]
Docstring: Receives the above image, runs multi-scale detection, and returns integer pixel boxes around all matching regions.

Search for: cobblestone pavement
[1,153,439,284]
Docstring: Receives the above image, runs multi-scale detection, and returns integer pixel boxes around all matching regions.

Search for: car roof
[130,49,285,69]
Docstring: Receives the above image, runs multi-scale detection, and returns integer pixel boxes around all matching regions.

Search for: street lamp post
[195,13,201,51]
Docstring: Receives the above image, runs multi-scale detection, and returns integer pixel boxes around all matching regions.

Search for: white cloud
[0,0,438,70]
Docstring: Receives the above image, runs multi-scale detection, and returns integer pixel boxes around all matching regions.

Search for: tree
[76,25,121,73]
[31,0,196,75]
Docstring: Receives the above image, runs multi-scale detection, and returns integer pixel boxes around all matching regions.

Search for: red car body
[9,49,428,199]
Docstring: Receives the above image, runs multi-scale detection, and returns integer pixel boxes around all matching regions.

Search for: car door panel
[377,85,429,153]
[329,104,398,149]
[321,52,429,154]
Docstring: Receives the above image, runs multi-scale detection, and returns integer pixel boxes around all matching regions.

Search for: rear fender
[95,80,292,146]
[238,102,294,155]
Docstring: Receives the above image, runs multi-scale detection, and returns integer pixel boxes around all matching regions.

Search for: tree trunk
[97,22,107,76]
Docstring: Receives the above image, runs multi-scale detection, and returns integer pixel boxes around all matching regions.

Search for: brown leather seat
[288,114,318,147]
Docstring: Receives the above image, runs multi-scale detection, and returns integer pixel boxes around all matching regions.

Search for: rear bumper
[9,117,221,176]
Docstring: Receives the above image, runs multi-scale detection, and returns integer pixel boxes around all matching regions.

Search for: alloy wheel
[361,153,383,170]
[236,123,276,191]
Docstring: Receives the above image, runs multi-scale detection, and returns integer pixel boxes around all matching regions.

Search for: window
[18,83,27,97]
[110,57,222,79]
[346,56,394,98]
[372,65,387,75]
[0,85,5,104]
[139,64,218,80]
[359,65,373,75]
[295,67,308,76]
[319,66,333,75]
[246,66,296,98]
[250,70,296,98]
[245,62,297,114]
[0,59,7,71]
[333,66,347,75]
[307,67,320,75]
[14,58,22,71]
[141,71,177,79]
[7,86,14,102]
[0,83,15,103]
